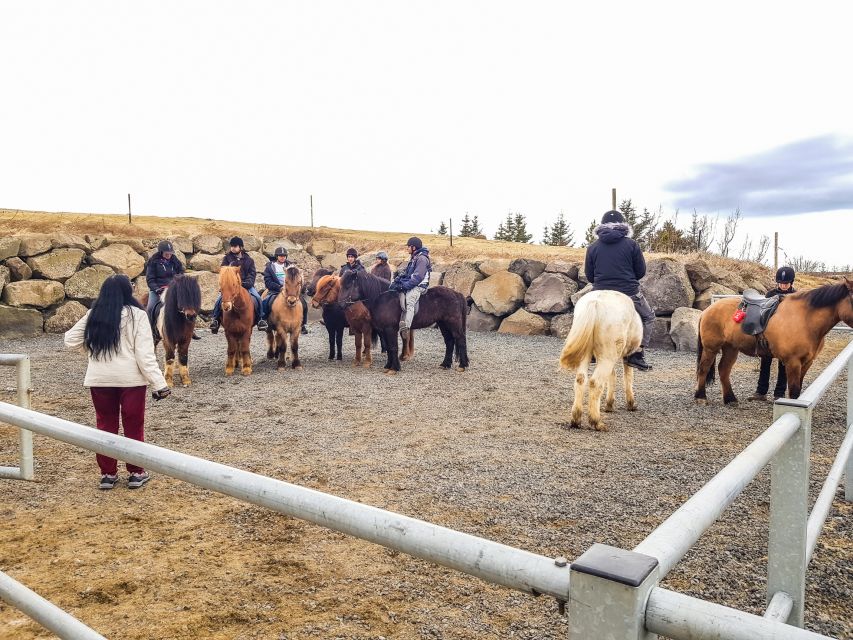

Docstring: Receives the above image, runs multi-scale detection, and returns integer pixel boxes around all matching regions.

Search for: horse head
[338,270,361,306]
[311,275,340,309]
[842,277,853,326]
[284,266,304,307]
[172,275,202,321]
[219,266,242,312]
[306,267,334,297]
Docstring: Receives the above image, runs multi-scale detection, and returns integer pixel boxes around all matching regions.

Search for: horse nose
[287,297,298,306]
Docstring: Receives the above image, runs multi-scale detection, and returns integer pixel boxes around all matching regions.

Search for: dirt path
[1,328,851,639]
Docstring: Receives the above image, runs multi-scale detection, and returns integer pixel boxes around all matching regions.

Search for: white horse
[559,290,642,431]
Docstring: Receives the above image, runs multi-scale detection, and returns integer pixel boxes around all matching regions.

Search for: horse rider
[209,236,266,334]
[262,247,309,334]
[371,251,393,281]
[339,248,365,276]
[584,210,655,371]
[145,240,200,340]
[388,237,431,341]
[748,266,797,402]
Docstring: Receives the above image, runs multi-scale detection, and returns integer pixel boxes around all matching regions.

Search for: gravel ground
[1,326,851,639]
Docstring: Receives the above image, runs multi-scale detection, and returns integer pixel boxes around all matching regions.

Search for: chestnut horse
[219,266,254,376]
[695,278,853,404]
[307,267,347,361]
[559,290,641,431]
[266,265,305,370]
[155,275,202,387]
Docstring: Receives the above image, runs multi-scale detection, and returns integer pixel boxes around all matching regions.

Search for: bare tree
[789,255,826,272]
[737,234,753,261]
[687,209,717,252]
[753,234,770,264]
[718,208,742,257]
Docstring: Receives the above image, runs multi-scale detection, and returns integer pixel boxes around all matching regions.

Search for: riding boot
[624,349,652,371]
[209,319,220,334]
[192,331,201,340]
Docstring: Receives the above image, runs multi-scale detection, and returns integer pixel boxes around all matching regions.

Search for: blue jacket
[263,259,294,294]
[394,248,431,291]
[221,251,256,289]
[584,223,646,296]
[145,253,184,292]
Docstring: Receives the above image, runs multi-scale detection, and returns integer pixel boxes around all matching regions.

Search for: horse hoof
[363,362,372,369]
[456,367,465,373]
[385,369,398,376]
[266,352,275,360]
[626,402,637,412]
[592,423,609,432]
[182,381,191,388]
[569,420,582,429]
[439,364,451,370]
[293,365,303,370]
[225,369,234,377]
[695,398,708,406]
[604,404,614,413]
[242,369,252,377]
[725,400,739,407]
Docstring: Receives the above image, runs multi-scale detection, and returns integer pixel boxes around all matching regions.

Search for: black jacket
[263,259,294,294]
[221,252,256,289]
[145,253,184,292]
[339,260,365,276]
[584,223,646,296]
[766,286,796,298]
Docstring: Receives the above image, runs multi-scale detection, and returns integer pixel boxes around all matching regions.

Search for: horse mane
[349,269,389,305]
[800,282,849,309]
[285,265,302,282]
[163,276,201,342]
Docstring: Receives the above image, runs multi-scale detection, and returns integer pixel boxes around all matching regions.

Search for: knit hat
[229,236,244,248]
[346,248,358,258]
[600,210,625,224]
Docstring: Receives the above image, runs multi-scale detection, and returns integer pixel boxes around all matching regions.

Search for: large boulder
[471,271,526,316]
[640,258,695,315]
[247,251,268,274]
[166,236,194,254]
[0,265,8,297]
[714,270,747,293]
[240,236,262,252]
[51,234,91,252]
[254,273,266,293]
[524,273,577,314]
[64,265,115,304]
[188,253,224,273]
[288,250,322,276]
[744,276,769,295]
[571,283,593,307]
[429,271,444,288]
[18,235,53,257]
[5,257,32,281]
[443,262,484,298]
[550,313,574,338]
[105,237,146,253]
[26,248,85,282]
[498,308,550,336]
[694,283,737,311]
[91,244,145,278]
[0,237,21,260]
[85,235,107,250]
[144,247,187,267]
[478,259,511,277]
[467,305,502,332]
[508,259,546,285]
[650,317,675,351]
[263,238,303,257]
[670,307,702,352]
[186,271,220,313]
[545,260,580,281]
[307,238,336,258]
[2,280,65,309]
[320,253,348,270]
[44,300,88,333]
[684,257,716,292]
[193,234,225,254]
[0,304,43,337]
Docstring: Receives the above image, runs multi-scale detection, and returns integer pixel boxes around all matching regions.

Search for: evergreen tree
[543,212,574,246]
[633,207,660,251]
[618,199,638,228]
[581,219,598,248]
[459,213,473,237]
[494,212,516,241]
[542,225,552,245]
[437,221,447,236]
[470,215,483,237]
[512,213,532,243]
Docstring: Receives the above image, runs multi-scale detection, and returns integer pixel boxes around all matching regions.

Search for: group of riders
[144,212,796,391]
[144,235,430,342]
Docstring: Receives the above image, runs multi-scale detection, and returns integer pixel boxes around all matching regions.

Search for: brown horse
[219,266,254,376]
[156,276,202,387]
[695,278,853,404]
[266,265,305,370]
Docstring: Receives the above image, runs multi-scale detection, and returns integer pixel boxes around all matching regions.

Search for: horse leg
[164,341,176,387]
[276,328,287,370]
[588,361,611,431]
[336,327,343,361]
[225,336,237,376]
[266,328,276,360]
[604,366,616,412]
[241,334,253,376]
[292,332,302,370]
[785,359,804,400]
[695,346,718,405]
[362,328,373,368]
[570,366,588,428]
[353,331,363,367]
[438,325,454,369]
[455,329,469,372]
[623,363,636,411]
[327,327,335,360]
[178,340,191,387]
[383,327,400,374]
[718,346,739,405]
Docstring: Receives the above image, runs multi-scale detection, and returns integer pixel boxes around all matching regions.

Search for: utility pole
[310,195,314,228]
[127,194,132,224]
[611,188,616,211]
[449,218,453,247]
[774,232,779,271]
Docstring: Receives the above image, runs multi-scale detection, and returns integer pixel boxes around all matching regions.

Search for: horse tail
[696,316,716,385]
[559,299,597,370]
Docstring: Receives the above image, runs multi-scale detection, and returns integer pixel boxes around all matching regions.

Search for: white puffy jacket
[64,307,167,390]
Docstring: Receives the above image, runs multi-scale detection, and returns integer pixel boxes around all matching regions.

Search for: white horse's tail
[559,299,597,370]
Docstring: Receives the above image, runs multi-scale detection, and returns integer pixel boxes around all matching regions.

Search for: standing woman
[65,274,171,490]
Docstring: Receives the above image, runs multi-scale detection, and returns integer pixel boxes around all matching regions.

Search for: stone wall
[0,234,769,349]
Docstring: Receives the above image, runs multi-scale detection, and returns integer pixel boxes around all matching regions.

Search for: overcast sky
[1,1,851,266]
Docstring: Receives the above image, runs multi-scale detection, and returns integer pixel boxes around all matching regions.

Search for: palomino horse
[695,278,853,404]
[559,290,641,431]
[339,270,469,374]
[307,267,347,361]
[219,266,254,376]
[266,265,305,370]
[154,275,202,387]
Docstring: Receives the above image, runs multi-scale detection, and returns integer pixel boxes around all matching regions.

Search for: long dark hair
[84,275,144,361]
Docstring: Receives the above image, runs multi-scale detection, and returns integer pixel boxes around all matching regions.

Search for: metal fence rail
[0,354,33,480]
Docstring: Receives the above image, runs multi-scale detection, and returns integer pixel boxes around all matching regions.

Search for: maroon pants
[90,386,147,475]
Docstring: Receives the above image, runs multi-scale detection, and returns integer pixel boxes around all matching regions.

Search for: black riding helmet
[229,236,244,248]
[601,210,625,224]
[274,247,288,258]
[157,240,174,254]
[775,266,795,284]
[407,236,423,250]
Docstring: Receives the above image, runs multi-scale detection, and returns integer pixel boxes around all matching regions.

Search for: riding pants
[146,289,162,327]
[399,286,425,330]
[630,292,656,349]
[756,356,787,398]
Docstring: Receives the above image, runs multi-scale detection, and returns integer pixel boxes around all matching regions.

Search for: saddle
[737,288,782,357]
[148,299,164,341]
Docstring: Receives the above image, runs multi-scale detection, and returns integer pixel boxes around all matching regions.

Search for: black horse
[157,275,202,387]
[306,267,348,361]
[339,270,470,373]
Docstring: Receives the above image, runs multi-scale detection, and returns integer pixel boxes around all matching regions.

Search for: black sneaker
[748,392,768,402]
[257,320,269,331]
[624,351,652,371]
[209,319,220,334]
[99,474,118,490]
[192,331,201,340]
[128,472,150,489]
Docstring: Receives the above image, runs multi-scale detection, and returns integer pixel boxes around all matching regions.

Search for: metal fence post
[568,544,659,639]
[846,357,852,501]
[769,400,812,627]
[17,356,34,480]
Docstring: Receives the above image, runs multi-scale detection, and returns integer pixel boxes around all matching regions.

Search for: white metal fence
[1,338,851,639]
[0,354,33,480]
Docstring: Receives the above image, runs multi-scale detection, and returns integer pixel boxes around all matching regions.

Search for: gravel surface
[1,326,851,639]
